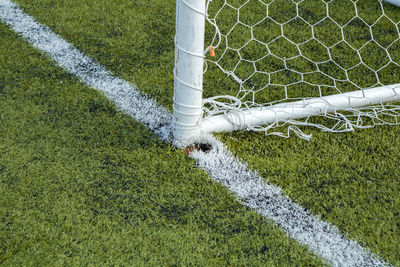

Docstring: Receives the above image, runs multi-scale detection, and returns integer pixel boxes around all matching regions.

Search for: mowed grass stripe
[0,0,396,266]
[0,13,327,267]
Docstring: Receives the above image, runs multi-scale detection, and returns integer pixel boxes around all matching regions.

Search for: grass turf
[3,0,400,265]
[0,19,326,265]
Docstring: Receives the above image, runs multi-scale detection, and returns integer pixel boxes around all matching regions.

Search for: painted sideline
[0,1,390,266]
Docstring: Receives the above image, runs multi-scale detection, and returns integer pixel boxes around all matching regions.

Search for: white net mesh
[202,0,400,139]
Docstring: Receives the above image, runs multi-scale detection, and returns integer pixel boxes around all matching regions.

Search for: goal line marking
[0,1,390,266]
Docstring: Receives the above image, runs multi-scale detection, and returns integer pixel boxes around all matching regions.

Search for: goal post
[173,0,206,143]
[383,0,400,7]
[202,84,400,133]
[173,0,400,145]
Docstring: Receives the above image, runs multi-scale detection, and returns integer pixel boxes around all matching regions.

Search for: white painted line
[0,1,391,266]
[0,0,172,142]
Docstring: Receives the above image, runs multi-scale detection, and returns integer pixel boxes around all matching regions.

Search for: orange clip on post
[209,45,215,57]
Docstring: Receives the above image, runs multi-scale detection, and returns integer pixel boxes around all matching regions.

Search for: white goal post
[173,0,400,144]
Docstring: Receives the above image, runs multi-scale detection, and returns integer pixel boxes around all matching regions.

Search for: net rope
[202,0,400,139]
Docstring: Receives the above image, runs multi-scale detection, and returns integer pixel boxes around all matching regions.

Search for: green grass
[2,0,400,265]
[0,22,325,266]
[218,127,400,265]
[203,0,400,107]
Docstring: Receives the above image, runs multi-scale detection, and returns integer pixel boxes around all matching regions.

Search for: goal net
[173,0,400,144]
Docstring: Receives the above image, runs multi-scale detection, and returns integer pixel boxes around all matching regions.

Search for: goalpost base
[173,0,400,144]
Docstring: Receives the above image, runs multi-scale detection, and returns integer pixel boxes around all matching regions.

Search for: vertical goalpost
[174,0,400,145]
[174,0,206,143]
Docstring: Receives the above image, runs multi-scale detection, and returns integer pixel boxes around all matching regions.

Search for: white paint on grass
[0,1,391,266]
[0,0,172,142]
